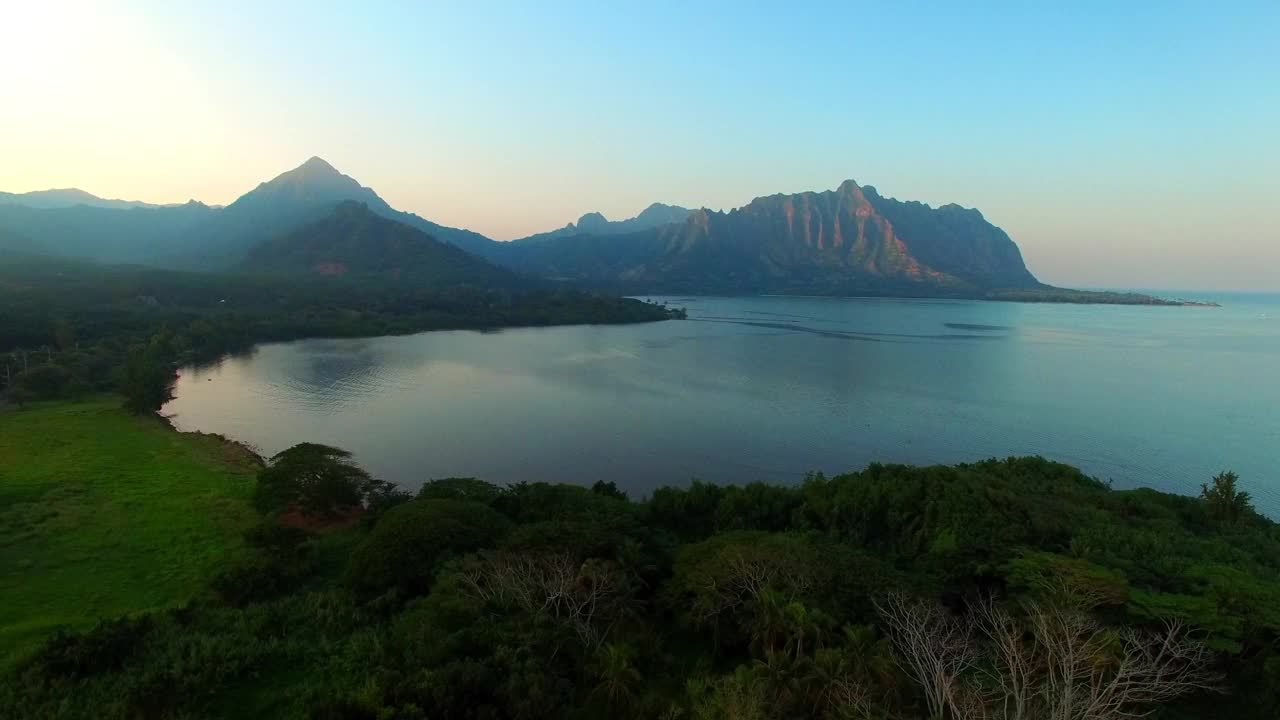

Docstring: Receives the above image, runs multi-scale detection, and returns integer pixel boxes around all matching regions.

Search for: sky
[1,1,1277,290]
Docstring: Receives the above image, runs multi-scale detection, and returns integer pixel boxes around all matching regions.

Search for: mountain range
[0,157,1131,300]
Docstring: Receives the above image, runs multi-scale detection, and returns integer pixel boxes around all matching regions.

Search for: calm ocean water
[164,293,1280,516]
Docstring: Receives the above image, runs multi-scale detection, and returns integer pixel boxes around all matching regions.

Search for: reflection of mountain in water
[253,340,417,413]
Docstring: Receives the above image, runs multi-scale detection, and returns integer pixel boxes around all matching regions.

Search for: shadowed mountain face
[499,180,1041,296]
[515,202,693,243]
[178,157,499,267]
[242,201,522,288]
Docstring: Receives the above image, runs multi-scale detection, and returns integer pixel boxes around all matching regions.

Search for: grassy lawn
[0,397,260,667]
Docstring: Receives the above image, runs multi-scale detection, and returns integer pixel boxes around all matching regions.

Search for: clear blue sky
[2,1,1277,289]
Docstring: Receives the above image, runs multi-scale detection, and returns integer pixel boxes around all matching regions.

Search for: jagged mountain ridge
[515,202,693,243]
[497,180,1040,295]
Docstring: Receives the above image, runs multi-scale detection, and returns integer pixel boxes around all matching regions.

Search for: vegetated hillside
[242,201,523,288]
[0,251,681,413]
[0,454,1275,719]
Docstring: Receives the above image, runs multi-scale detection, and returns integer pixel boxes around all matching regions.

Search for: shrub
[418,477,503,504]
[26,616,154,680]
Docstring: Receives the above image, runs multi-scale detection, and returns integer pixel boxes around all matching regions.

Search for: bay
[163,293,1280,516]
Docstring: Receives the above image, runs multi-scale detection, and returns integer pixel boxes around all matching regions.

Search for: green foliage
[1005,551,1131,606]
[254,443,389,519]
[119,341,173,414]
[346,499,511,596]
[417,477,503,504]
[1201,470,1255,525]
[0,252,680,411]
[209,524,316,607]
[3,445,1279,719]
[23,616,155,680]
[11,363,77,400]
[645,479,725,539]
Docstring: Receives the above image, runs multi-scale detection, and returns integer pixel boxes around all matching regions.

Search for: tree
[418,477,503,503]
[1200,471,1253,524]
[591,643,642,710]
[254,443,385,519]
[692,666,771,720]
[670,532,822,632]
[119,345,172,414]
[877,592,1220,720]
[875,592,979,719]
[347,499,510,596]
[459,550,631,649]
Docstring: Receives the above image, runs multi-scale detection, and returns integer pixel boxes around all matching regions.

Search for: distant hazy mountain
[243,201,521,287]
[0,188,165,210]
[495,180,1041,296]
[0,201,216,265]
[516,202,693,243]
[0,157,498,269]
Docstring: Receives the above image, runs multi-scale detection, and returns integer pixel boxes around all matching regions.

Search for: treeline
[0,253,682,409]
[983,287,1210,306]
[3,455,1277,719]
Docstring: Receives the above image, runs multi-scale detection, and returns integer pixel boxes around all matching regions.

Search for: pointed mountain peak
[290,156,342,177]
[256,156,356,191]
[228,156,388,215]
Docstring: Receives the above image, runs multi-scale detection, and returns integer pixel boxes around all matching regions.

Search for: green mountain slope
[242,201,523,287]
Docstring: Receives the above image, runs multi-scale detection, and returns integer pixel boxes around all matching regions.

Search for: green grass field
[0,397,261,667]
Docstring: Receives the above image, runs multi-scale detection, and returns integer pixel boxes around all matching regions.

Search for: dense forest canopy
[0,252,680,409]
[2,454,1277,719]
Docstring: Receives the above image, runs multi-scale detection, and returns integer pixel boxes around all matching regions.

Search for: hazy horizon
[2,1,1277,290]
